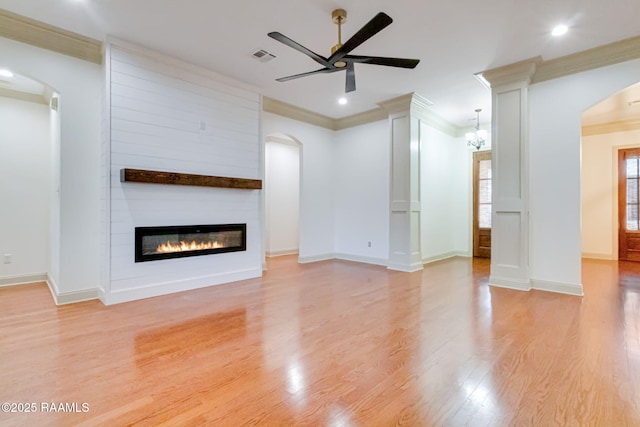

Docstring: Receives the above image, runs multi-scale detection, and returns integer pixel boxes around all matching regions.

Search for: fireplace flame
[156,240,223,253]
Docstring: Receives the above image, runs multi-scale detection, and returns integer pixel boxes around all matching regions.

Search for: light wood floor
[1,256,639,426]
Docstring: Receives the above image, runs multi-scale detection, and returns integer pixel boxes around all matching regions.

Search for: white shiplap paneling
[106,43,262,304]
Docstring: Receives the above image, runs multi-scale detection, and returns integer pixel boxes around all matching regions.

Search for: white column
[379,93,431,272]
[481,58,540,290]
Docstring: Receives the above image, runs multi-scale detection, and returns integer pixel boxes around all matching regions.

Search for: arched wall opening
[0,36,102,302]
[264,133,302,259]
[528,57,640,289]
[581,81,640,261]
[0,69,61,287]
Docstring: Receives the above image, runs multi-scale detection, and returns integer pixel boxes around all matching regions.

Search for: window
[478,159,492,228]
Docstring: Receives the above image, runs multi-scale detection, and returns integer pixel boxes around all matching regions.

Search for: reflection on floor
[0,256,638,425]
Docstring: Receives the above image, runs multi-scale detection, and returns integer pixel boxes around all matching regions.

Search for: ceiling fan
[268,9,420,93]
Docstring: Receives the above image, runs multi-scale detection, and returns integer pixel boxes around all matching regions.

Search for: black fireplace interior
[135,224,246,262]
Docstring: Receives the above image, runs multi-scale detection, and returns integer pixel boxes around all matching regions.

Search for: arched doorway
[0,69,61,287]
[581,81,640,261]
[264,133,302,258]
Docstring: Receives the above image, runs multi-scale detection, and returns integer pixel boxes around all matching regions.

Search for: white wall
[581,129,640,259]
[261,112,335,261]
[265,140,300,256]
[529,58,640,286]
[420,123,471,262]
[105,42,262,304]
[334,120,389,264]
[0,97,51,281]
[49,99,61,285]
[0,37,101,299]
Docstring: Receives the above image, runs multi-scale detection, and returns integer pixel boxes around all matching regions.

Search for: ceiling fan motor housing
[331,9,347,58]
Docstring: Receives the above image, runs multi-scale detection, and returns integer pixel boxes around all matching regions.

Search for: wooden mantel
[120,168,262,190]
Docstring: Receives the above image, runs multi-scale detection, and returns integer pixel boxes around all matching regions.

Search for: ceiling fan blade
[345,62,356,93]
[275,67,340,82]
[345,55,420,69]
[328,12,393,63]
[268,32,329,66]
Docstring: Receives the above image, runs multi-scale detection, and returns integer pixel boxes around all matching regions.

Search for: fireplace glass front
[135,224,246,262]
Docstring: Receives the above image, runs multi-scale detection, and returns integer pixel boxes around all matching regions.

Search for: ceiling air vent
[251,49,276,62]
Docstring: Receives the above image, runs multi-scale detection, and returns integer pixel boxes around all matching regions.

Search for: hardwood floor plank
[1,256,639,425]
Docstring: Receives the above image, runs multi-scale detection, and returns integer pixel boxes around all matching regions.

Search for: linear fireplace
[135,224,246,262]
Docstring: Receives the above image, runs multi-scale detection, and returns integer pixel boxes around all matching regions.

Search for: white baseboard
[298,253,335,264]
[531,279,584,296]
[0,273,48,287]
[422,251,470,265]
[387,261,424,273]
[335,253,388,267]
[266,249,299,257]
[582,252,616,260]
[103,267,262,305]
[489,276,532,291]
[489,275,584,297]
[46,273,98,305]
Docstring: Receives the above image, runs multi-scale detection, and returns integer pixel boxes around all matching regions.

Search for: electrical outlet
[3,254,12,264]
[367,241,372,248]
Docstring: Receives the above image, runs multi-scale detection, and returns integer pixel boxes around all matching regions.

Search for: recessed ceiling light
[0,69,14,78]
[552,24,568,37]
[338,97,347,105]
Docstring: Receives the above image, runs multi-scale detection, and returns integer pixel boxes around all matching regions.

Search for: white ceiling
[1,0,639,127]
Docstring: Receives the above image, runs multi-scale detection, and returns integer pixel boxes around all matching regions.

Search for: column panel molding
[481,60,537,290]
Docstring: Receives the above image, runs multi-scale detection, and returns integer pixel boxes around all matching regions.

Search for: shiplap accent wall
[104,41,262,304]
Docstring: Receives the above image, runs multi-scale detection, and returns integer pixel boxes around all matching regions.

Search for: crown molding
[262,97,335,130]
[479,35,640,90]
[582,118,640,136]
[0,87,47,105]
[262,96,414,132]
[377,92,435,116]
[421,107,463,137]
[263,93,463,136]
[480,56,542,88]
[533,35,640,84]
[378,93,462,137]
[0,8,103,64]
[334,107,388,130]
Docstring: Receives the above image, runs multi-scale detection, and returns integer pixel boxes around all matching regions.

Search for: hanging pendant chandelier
[466,108,488,151]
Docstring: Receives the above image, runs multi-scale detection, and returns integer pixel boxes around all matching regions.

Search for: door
[619,148,640,261]
[473,151,491,258]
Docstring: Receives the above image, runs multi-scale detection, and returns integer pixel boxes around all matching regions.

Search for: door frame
[473,150,491,258]
[617,147,640,261]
